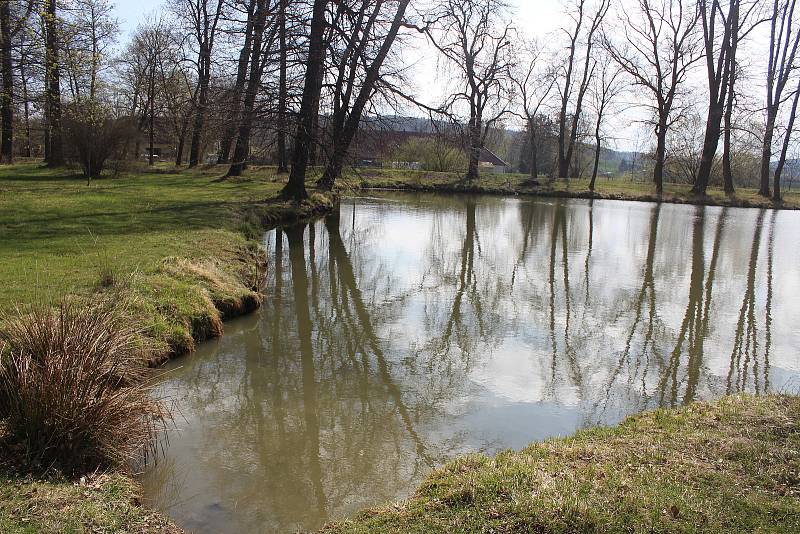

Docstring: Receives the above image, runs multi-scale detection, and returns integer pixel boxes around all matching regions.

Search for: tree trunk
[227,0,268,177]
[218,1,256,164]
[44,0,64,167]
[693,101,724,195]
[465,117,481,182]
[281,0,327,200]
[722,80,735,195]
[188,47,210,168]
[276,0,289,173]
[653,125,667,195]
[0,2,14,163]
[759,108,777,197]
[148,65,155,166]
[528,121,538,180]
[772,78,800,202]
[589,122,601,192]
[20,40,32,158]
[557,146,568,180]
[175,102,193,166]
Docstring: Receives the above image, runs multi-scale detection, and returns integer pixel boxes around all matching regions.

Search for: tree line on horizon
[0,0,799,200]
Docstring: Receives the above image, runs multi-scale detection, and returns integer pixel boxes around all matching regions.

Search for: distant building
[477,148,509,174]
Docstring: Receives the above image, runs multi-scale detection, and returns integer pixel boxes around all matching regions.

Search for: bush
[0,299,169,475]
[390,137,467,172]
[63,101,136,184]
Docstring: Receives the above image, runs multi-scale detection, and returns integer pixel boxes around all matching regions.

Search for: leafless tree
[512,40,556,181]
[174,0,225,167]
[60,0,119,102]
[0,0,34,163]
[692,0,763,196]
[556,0,610,180]
[315,0,413,189]
[227,0,277,177]
[424,0,514,182]
[588,56,623,191]
[217,0,258,165]
[760,0,800,200]
[281,0,327,201]
[603,0,701,194]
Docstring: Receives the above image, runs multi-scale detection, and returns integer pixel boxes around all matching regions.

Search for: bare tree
[424,0,514,182]
[281,0,327,201]
[276,0,289,172]
[760,0,800,200]
[175,0,225,167]
[604,0,701,194]
[692,0,762,196]
[771,73,800,200]
[588,56,623,191]
[217,0,258,164]
[60,0,119,102]
[227,0,276,177]
[316,0,413,189]
[556,0,610,180]
[512,40,556,181]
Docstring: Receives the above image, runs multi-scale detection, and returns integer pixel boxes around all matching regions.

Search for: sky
[115,0,550,35]
[116,0,162,35]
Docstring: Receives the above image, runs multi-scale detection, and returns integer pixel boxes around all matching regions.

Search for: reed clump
[0,299,169,475]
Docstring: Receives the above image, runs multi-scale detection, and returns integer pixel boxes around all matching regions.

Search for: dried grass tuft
[0,298,170,475]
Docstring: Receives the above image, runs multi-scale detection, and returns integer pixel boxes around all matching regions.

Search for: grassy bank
[0,161,333,533]
[354,168,800,209]
[321,394,800,533]
[0,161,333,362]
[0,471,181,534]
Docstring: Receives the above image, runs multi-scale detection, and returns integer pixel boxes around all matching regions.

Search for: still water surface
[142,193,800,533]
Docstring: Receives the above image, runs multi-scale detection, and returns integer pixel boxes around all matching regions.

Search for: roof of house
[479,148,508,167]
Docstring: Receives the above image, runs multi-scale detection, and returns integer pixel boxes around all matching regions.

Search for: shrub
[0,299,169,475]
[63,101,136,184]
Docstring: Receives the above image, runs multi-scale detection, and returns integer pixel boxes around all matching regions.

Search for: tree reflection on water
[142,194,793,534]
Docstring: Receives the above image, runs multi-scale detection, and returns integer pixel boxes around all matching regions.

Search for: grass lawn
[0,161,332,358]
[0,471,181,533]
[354,168,800,209]
[321,394,800,533]
[0,161,332,533]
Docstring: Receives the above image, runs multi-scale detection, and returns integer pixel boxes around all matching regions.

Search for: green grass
[0,471,180,533]
[0,161,335,533]
[0,161,333,359]
[321,394,800,533]
[353,168,800,209]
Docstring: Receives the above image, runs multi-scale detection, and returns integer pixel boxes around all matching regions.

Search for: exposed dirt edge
[360,181,798,210]
[145,193,337,367]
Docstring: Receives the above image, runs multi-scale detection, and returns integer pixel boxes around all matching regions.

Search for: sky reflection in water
[142,193,800,533]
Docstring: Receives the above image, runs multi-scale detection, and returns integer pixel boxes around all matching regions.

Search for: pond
[141,192,800,533]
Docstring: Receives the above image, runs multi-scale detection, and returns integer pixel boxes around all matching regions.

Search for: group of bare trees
[512,0,800,201]
[431,0,800,201]
[2,0,800,200]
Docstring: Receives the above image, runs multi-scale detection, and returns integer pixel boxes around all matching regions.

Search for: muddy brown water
[141,192,800,533]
